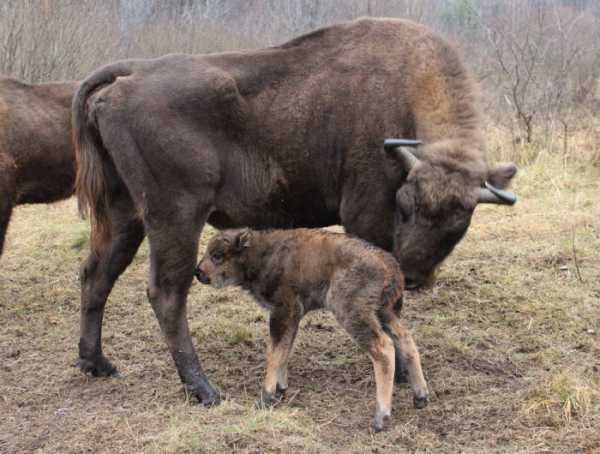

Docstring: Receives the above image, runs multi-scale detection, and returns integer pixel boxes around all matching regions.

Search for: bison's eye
[396,186,416,224]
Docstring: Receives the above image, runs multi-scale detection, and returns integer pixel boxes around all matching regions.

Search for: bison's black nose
[405,278,421,290]
[405,271,436,290]
[195,266,210,285]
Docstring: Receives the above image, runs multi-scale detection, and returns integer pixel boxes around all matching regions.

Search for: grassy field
[1,154,599,453]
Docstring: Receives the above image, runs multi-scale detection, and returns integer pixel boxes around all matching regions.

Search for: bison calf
[196,228,428,432]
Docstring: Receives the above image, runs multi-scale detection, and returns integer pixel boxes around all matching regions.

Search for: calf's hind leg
[386,295,410,384]
[332,307,396,432]
[367,331,397,432]
[386,316,429,408]
[78,194,145,376]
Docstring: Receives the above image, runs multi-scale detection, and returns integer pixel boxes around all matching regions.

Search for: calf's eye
[211,252,224,264]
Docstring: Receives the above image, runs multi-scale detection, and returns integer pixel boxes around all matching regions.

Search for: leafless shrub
[0,0,121,82]
[0,0,598,162]
[482,2,600,151]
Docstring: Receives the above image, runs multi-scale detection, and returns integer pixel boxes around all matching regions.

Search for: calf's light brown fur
[196,228,429,432]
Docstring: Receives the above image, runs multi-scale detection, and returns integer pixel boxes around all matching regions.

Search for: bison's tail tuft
[72,63,131,255]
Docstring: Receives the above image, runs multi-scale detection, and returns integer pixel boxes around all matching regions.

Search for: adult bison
[73,18,517,404]
[0,78,78,257]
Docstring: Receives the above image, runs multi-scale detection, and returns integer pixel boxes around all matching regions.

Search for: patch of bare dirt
[1,161,600,452]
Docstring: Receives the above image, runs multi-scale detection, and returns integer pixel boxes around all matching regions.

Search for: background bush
[1,0,598,162]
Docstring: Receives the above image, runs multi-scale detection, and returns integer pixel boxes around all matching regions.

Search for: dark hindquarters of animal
[78,194,145,376]
[73,66,223,405]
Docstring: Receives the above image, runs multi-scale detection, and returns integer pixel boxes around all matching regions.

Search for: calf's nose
[194,264,210,285]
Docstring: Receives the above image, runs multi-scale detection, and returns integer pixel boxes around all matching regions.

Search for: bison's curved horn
[384,139,422,149]
[478,182,517,205]
[384,139,421,172]
[397,147,419,171]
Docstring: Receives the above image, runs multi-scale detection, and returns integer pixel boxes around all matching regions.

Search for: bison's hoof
[185,384,223,407]
[77,356,118,377]
[413,395,429,409]
[371,414,391,433]
[200,388,223,407]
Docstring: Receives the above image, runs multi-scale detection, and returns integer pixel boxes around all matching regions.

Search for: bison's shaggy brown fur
[72,18,516,403]
[0,78,78,257]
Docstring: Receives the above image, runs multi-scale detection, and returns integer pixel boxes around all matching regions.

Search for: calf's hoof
[371,414,391,433]
[255,390,285,409]
[413,395,429,409]
[394,368,409,384]
[394,354,410,384]
[77,355,118,377]
[275,383,287,398]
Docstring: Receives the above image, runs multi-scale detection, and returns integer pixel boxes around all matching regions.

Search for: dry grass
[1,150,599,452]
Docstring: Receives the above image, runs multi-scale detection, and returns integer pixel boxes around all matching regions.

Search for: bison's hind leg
[145,199,221,407]
[78,193,145,377]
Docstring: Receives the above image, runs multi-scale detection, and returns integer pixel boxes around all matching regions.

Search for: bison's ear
[234,228,252,251]
[487,163,517,189]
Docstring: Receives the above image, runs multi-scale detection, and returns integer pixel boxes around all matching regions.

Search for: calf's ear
[487,163,517,189]
[234,228,252,251]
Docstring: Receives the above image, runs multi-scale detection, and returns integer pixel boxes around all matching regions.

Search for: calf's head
[196,229,252,288]
[384,140,517,289]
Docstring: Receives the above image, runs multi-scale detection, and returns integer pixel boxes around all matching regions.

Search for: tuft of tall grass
[523,372,600,426]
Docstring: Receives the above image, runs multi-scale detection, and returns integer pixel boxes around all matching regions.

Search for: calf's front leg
[258,304,302,408]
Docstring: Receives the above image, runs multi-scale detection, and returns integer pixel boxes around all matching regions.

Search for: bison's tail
[72,62,131,255]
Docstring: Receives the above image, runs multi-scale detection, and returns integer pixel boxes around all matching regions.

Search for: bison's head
[384,139,517,289]
[195,229,252,288]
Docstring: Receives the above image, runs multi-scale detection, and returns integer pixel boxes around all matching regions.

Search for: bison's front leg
[146,214,220,406]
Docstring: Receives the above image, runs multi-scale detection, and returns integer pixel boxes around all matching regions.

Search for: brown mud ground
[1,159,599,453]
